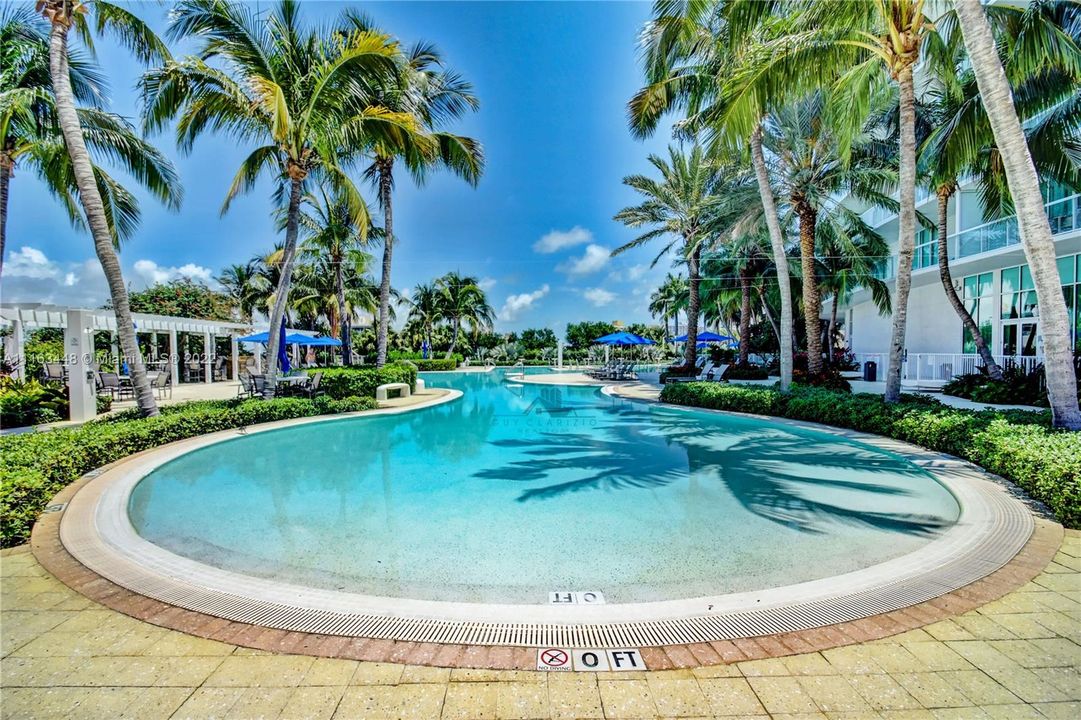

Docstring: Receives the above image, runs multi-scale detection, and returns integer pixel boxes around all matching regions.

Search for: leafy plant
[315,363,417,400]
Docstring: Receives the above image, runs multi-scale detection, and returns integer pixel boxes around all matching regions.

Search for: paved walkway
[2,532,1078,719]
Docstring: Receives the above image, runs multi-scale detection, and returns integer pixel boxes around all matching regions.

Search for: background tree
[953,0,1081,429]
[565,321,617,351]
[38,0,176,416]
[405,281,443,355]
[363,36,483,367]
[143,0,405,396]
[437,271,493,359]
[124,279,235,321]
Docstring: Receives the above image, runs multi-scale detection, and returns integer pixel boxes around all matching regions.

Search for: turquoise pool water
[128,370,960,603]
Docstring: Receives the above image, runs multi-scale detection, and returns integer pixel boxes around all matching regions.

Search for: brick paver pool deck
[2,531,1078,719]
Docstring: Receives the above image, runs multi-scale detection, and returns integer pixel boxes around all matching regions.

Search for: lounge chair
[665,360,714,384]
[704,363,731,383]
[238,374,256,398]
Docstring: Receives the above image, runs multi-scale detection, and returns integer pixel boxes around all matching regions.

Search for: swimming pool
[127,370,960,605]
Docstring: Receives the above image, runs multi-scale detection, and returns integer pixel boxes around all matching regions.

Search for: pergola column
[204,331,213,383]
[4,319,25,380]
[65,309,96,422]
[231,334,239,381]
[168,329,179,386]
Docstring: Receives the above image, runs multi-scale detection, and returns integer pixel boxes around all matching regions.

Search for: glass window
[1060,255,1077,284]
[1001,267,1019,296]
[962,271,993,353]
[1021,265,1033,290]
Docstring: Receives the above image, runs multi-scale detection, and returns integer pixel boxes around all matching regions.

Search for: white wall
[848,281,963,355]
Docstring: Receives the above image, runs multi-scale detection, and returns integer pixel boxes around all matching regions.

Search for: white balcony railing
[850,353,1041,388]
[871,194,1079,280]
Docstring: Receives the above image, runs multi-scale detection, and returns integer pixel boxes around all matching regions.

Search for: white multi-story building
[834,181,1080,386]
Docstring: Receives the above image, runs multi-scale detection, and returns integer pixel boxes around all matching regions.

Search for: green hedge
[660,382,1081,528]
[0,395,376,548]
[313,362,417,399]
[412,359,458,371]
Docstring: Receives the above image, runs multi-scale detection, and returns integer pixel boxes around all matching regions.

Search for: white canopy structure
[1,303,252,421]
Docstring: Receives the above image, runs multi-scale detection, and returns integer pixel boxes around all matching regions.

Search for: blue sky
[3,1,676,333]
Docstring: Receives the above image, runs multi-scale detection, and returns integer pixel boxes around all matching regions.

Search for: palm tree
[649,273,688,343]
[405,281,443,356]
[0,6,180,279]
[817,225,892,365]
[216,261,266,323]
[293,186,375,364]
[702,231,775,366]
[37,0,175,416]
[953,0,1081,429]
[628,0,797,391]
[142,0,409,397]
[920,2,1081,388]
[361,36,484,367]
[724,0,937,401]
[437,271,494,359]
[289,250,378,347]
[762,92,899,375]
[614,145,757,370]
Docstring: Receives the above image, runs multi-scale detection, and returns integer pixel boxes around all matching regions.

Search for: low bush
[791,368,852,392]
[0,378,112,428]
[942,364,1060,407]
[314,362,417,399]
[412,359,458,371]
[0,394,376,548]
[659,382,1080,528]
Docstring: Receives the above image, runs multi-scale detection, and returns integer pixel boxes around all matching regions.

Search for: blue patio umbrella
[594,331,656,346]
[277,320,291,373]
[421,340,430,359]
[294,335,341,346]
[671,331,733,343]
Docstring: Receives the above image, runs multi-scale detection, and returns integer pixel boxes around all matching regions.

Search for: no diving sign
[536,647,645,672]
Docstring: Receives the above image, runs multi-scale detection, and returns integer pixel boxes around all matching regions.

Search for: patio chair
[99,372,133,400]
[238,373,255,398]
[212,356,227,381]
[304,372,324,399]
[250,374,267,398]
[42,362,66,383]
[150,370,172,399]
[704,363,731,383]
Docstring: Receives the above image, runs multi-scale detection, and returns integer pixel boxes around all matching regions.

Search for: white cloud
[583,288,616,307]
[5,246,60,280]
[132,259,215,287]
[627,263,648,280]
[1,247,109,307]
[499,284,549,321]
[478,276,497,291]
[533,226,592,254]
[557,244,611,276]
[0,246,216,308]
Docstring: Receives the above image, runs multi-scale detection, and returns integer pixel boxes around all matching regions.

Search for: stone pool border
[31,384,1062,670]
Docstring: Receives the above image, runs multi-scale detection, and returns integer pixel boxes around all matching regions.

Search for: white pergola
[1,303,251,421]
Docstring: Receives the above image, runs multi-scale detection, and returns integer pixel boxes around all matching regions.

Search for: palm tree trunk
[828,295,839,366]
[794,200,823,375]
[684,241,701,368]
[935,186,1003,380]
[336,259,352,365]
[750,125,793,391]
[955,0,1080,429]
[758,286,780,346]
[446,317,460,359]
[47,16,157,416]
[885,69,918,402]
[264,175,304,397]
[739,265,751,365]
[375,157,394,368]
[0,153,11,279]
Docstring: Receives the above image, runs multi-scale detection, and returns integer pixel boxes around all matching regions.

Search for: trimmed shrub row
[660,382,1080,528]
[0,395,376,548]
[412,359,458,371]
[314,362,417,399]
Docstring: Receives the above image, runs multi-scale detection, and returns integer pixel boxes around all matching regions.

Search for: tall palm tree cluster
[404,272,495,360]
[622,0,1080,429]
[3,0,482,414]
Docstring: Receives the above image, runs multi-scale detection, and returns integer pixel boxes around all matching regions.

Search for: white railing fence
[850,353,1041,387]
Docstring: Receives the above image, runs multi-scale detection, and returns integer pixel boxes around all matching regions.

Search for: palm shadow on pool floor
[473,403,955,537]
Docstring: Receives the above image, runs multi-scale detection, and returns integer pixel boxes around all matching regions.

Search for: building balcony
[871,194,1080,281]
